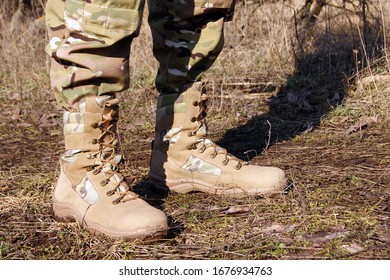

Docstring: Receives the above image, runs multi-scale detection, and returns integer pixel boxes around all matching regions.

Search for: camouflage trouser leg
[45,0,236,109]
[148,0,236,94]
[45,0,145,110]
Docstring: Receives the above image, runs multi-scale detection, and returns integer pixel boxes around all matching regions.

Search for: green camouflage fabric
[45,0,236,110]
[73,176,100,204]
[182,155,222,176]
[63,111,85,135]
[161,127,183,144]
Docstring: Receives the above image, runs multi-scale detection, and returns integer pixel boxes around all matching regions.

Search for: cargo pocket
[65,0,145,40]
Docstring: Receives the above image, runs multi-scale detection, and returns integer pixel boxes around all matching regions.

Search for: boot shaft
[150,82,288,196]
[154,82,207,153]
[60,94,124,189]
[63,94,119,152]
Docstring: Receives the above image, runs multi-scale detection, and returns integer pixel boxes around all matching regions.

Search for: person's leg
[46,0,145,109]
[46,0,168,239]
[148,0,234,94]
[148,0,288,196]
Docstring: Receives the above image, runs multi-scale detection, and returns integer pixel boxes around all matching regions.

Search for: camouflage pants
[45,0,236,110]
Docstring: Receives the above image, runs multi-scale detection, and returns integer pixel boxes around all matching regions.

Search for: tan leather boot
[149,82,288,197]
[53,95,168,239]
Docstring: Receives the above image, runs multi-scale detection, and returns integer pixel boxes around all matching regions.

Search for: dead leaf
[11,107,22,120]
[38,113,58,128]
[286,91,313,110]
[346,117,378,134]
[262,224,285,233]
[378,234,390,243]
[304,230,350,245]
[301,121,314,134]
[16,122,32,127]
[170,205,228,217]
[133,119,146,126]
[341,243,365,254]
[328,92,342,107]
[9,92,22,100]
[222,205,251,215]
[261,223,297,234]
[1,186,10,192]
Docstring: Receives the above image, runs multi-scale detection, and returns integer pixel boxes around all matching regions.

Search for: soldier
[45,0,287,239]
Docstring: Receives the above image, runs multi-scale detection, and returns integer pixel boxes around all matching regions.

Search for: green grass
[0,1,389,260]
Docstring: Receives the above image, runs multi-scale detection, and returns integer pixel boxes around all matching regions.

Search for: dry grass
[0,1,389,259]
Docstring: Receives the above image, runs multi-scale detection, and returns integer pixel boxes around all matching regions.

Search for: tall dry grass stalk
[1,0,390,104]
[0,0,47,124]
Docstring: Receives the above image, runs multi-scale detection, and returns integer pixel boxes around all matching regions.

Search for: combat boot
[53,95,168,239]
[149,82,287,197]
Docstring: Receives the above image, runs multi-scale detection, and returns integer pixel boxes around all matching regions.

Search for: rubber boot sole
[149,173,288,198]
[53,198,168,241]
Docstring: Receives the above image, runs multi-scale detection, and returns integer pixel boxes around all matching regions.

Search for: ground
[0,1,389,259]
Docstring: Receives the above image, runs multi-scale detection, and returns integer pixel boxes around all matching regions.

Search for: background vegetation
[0,0,389,259]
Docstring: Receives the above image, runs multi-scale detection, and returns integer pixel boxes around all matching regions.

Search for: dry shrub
[1,0,390,95]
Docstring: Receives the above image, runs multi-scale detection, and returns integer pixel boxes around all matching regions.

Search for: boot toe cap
[239,166,287,196]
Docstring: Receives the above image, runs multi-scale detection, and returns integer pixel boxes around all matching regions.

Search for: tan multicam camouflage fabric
[45,0,236,110]
[182,155,222,176]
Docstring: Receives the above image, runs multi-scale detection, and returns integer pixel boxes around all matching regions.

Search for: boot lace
[88,98,139,204]
[188,91,248,170]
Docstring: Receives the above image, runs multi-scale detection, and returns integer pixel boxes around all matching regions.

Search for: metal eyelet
[192,101,199,106]
[191,117,197,122]
[235,163,242,170]
[187,144,197,150]
[112,197,122,205]
[91,123,98,129]
[106,189,116,197]
[91,139,98,144]
[199,146,206,153]
[100,180,108,186]
[222,159,229,165]
[210,151,217,159]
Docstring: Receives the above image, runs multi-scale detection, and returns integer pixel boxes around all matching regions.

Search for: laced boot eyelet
[199,146,206,153]
[112,197,122,205]
[91,123,99,129]
[100,179,109,186]
[192,101,199,106]
[222,159,229,165]
[86,166,93,172]
[187,144,197,150]
[235,163,242,170]
[92,168,101,175]
[191,117,197,122]
[210,151,217,159]
[188,132,194,137]
[91,139,98,145]
[86,154,93,159]
[106,189,116,197]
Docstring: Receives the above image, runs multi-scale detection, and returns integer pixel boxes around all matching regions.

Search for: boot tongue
[195,123,207,138]
[99,154,128,192]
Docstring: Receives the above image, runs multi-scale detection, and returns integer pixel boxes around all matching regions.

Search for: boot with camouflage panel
[53,95,168,239]
[149,82,288,197]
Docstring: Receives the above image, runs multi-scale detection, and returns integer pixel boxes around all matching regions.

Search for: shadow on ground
[216,25,384,161]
